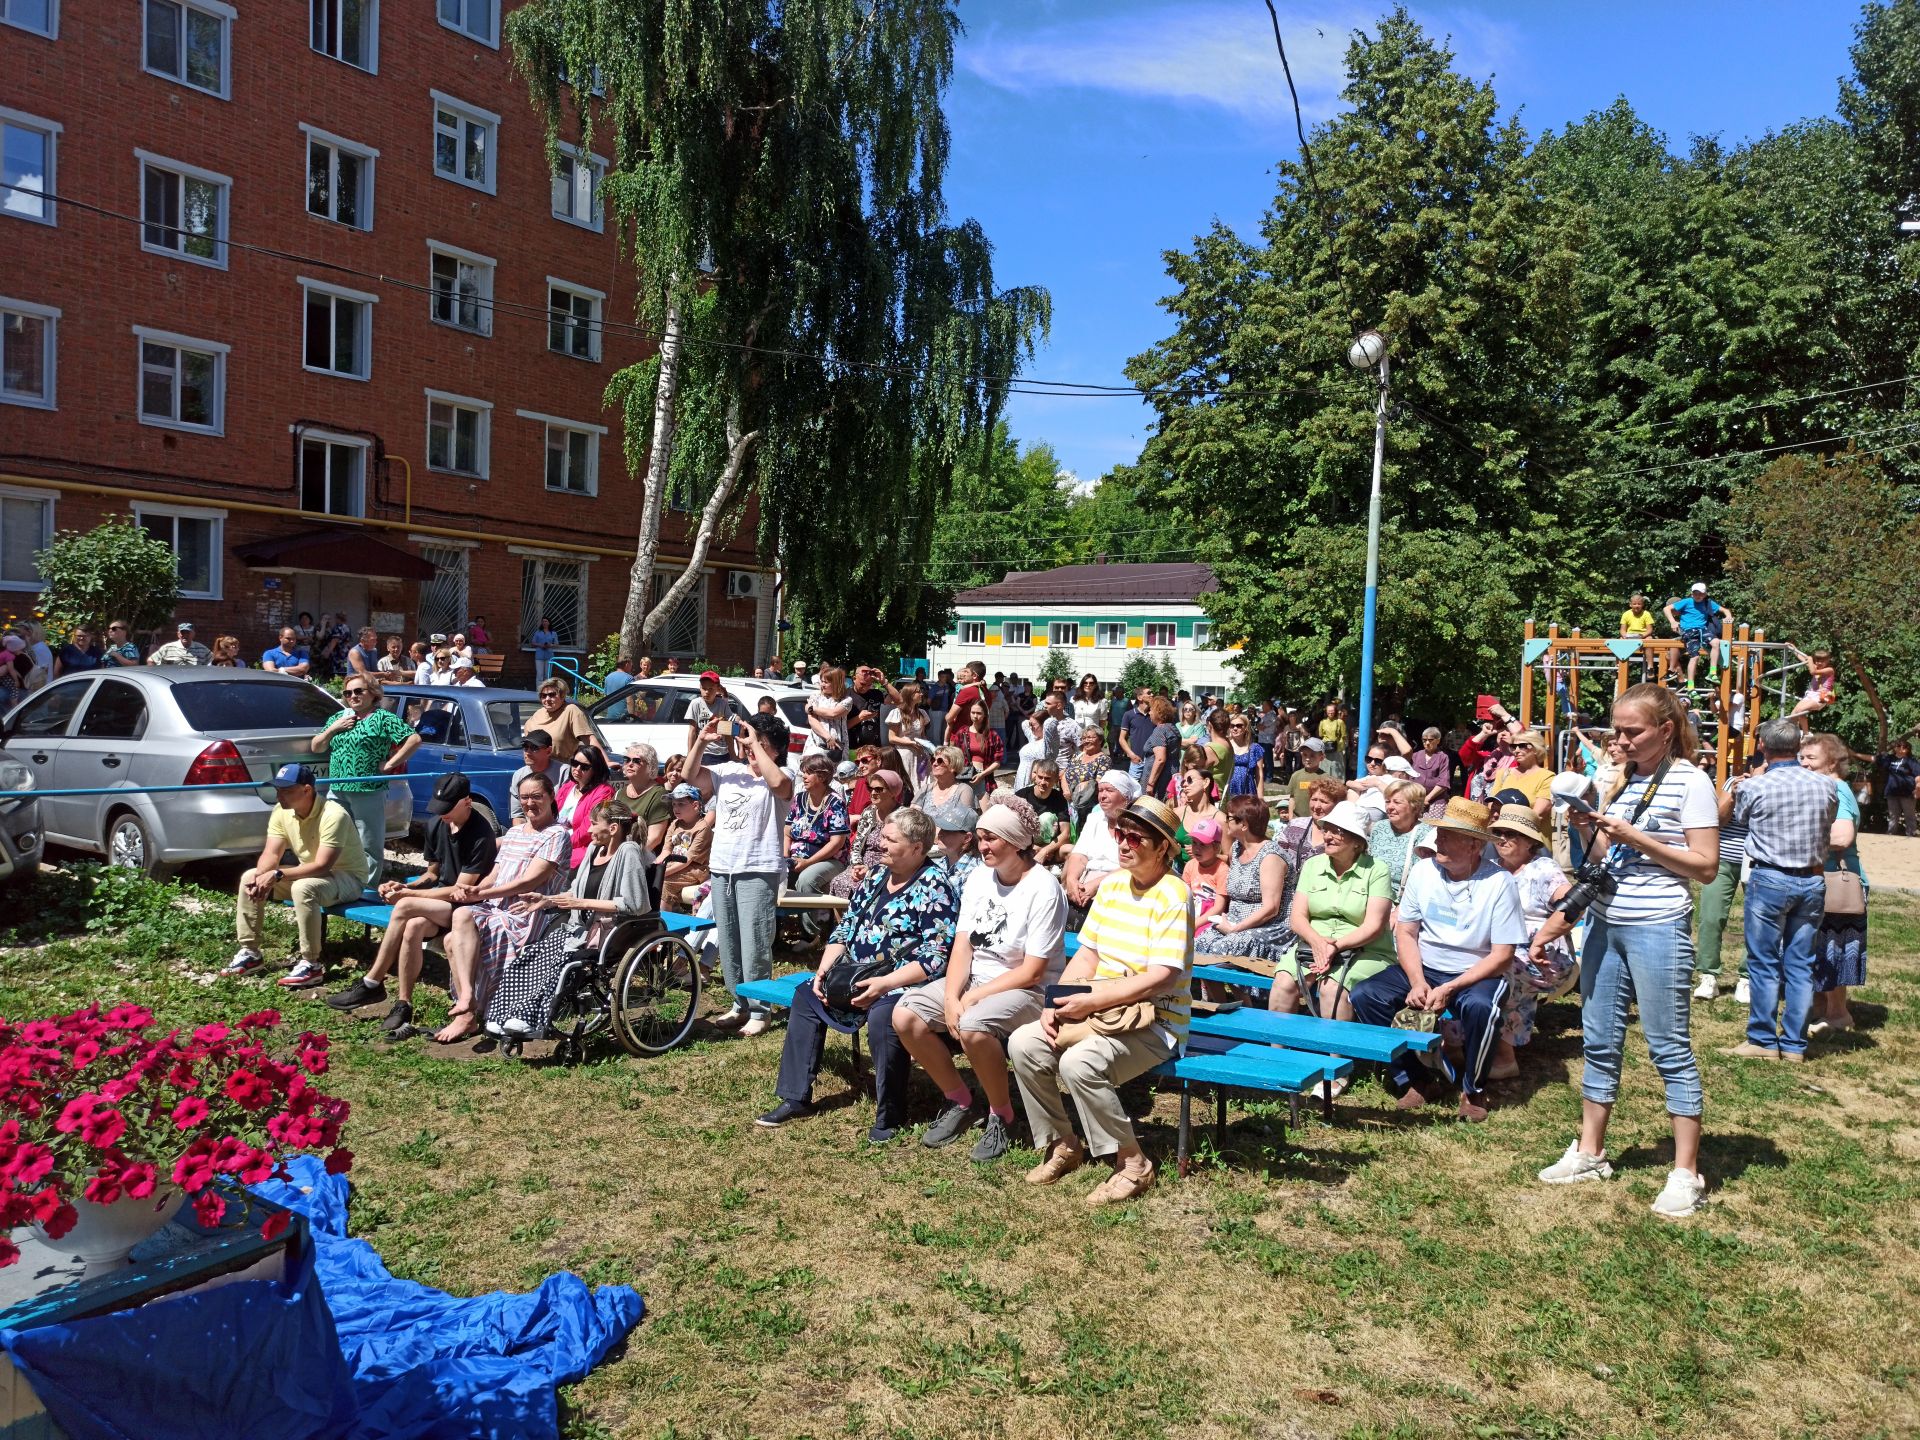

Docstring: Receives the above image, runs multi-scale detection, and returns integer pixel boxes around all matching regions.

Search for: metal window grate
[418,544,468,639]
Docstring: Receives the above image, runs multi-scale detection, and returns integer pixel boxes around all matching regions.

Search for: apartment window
[436,0,495,45]
[0,108,57,224]
[143,0,230,99]
[0,488,52,590]
[432,93,497,193]
[426,390,489,477]
[551,146,604,230]
[310,0,375,70]
[428,243,493,335]
[519,411,603,496]
[303,126,375,229]
[301,278,376,380]
[0,299,56,408]
[959,622,985,646]
[1002,622,1031,647]
[134,326,226,433]
[138,152,228,267]
[298,433,366,516]
[521,557,586,650]
[547,280,602,361]
[1192,621,1212,649]
[646,572,704,655]
[1144,622,1176,648]
[133,503,221,599]
[1048,622,1079,647]
[1095,622,1128,648]
[1,0,57,38]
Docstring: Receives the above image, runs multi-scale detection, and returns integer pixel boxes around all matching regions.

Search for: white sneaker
[1692,974,1718,1001]
[1733,977,1751,1005]
[738,1014,772,1038]
[709,1005,747,1031]
[1538,1141,1613,1185]
[1650,1167,1707,1219]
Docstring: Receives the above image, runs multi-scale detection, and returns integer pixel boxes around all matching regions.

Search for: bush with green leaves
[34,520,180,638]
[1036,649,1076,689]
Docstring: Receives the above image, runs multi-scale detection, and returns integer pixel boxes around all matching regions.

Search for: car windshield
[173,681,341,732]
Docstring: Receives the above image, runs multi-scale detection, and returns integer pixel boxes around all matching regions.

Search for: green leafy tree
[1152,656,1182,698]
[1114,655,1160,700]
[1036,648,1076,690]
[34,521,179,638]
[511,1,1048,661]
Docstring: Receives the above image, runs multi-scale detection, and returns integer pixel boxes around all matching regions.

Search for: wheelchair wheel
[609,931,702,1056]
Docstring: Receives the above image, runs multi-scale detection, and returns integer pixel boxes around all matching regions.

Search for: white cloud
[959,3,1515,124]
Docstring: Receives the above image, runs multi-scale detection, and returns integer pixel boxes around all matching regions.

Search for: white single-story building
[926,561,1241,697]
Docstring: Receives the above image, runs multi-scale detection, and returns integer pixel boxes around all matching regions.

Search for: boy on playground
[1664,582,1734,690]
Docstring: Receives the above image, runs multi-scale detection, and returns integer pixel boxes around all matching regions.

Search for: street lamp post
[1347,329,1389,758]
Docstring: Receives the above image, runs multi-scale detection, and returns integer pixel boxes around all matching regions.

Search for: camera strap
[1602,759,1672,862]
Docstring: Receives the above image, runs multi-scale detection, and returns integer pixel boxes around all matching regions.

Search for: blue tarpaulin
[2,1157,644,1440]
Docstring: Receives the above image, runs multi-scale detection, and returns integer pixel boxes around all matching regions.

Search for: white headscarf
[1100,769,1142,801]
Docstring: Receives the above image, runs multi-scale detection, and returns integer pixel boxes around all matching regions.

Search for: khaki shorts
[895,981,1044,1037]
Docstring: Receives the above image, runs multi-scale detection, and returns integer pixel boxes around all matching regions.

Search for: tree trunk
[619,293,684,659]
[640,410,761,646]
[1844,649,1889,754]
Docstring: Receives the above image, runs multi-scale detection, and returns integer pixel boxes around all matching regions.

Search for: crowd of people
[201,629,1883,1218]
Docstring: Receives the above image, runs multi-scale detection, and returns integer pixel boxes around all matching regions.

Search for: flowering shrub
[0,1004,351,1265]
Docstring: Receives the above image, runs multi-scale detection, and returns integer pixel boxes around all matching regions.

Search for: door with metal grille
[418,545,469,638]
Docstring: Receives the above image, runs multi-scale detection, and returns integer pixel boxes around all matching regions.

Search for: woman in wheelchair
[485,801,653,1041]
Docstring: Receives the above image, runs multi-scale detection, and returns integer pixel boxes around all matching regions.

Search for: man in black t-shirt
[1017,760,1074,868]
[324,773,498,1038]
[846,664,896,751]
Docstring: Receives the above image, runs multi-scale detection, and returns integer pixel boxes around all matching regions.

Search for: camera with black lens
[1554,856,1618,921]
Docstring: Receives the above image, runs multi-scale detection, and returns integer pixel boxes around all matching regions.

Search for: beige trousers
[235,870,361,959]
[1008,1021,1172,1159]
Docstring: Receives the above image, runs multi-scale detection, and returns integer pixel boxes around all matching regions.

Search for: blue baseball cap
[273,762,316,789]
[670,783,701,802]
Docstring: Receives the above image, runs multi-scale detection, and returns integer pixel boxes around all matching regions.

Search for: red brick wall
[1,0,763,677]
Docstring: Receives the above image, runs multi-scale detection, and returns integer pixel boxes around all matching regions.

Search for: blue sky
[943,1,1864,486]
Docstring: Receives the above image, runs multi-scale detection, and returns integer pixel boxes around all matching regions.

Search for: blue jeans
[1579,914,1702,1117]
[1742,866,1824,1056]
[1350,964,1509,1097]
[1127,757,1150,786]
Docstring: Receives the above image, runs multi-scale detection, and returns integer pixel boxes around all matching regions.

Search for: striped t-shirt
[1591,761,1718,926]
[1080,870,1194,1051]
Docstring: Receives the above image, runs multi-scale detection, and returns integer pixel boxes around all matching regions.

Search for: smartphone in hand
[1044,984,1093,1006]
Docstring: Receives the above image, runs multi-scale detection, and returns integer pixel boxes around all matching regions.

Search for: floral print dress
[470,821,571,1015]
[827,863,958,980]
[830,806,890,900]
[1502,852,1575,1046]
[1194,838,1293,962]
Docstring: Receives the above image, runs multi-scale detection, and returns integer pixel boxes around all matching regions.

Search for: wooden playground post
[1520,619,1535,730]
[1568,627,1582,720]
[1715,617,1735,785]
[1543,624,1559,749]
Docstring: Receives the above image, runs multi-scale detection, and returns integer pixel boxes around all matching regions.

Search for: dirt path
[1857,831,1920,891]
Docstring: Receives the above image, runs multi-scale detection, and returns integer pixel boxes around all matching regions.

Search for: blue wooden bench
[1153,1038,1349,1175]
[1191,962,1276,993]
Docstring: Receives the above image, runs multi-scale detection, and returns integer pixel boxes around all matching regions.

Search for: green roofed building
[927,562,1240,698]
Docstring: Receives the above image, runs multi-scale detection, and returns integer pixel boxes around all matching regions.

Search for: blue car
[377,685,609,834]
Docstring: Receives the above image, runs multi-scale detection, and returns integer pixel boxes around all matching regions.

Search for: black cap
[428,772,471,815]
[523,729,554,750]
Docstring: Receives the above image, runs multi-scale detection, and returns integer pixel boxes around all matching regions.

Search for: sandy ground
[1857,831,1920,890]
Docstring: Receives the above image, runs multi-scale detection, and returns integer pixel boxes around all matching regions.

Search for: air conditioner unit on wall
[725,570,763,601]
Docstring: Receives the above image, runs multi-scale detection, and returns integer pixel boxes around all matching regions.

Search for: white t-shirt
[1073,697,1105,731]
[804,692,850,756]
[958,863,1068,985]
[687,692,745,762]
[706,761,783,874]
[1071,807,1120,875]
[1590,760,1718,925]
[1397,856,1529,976]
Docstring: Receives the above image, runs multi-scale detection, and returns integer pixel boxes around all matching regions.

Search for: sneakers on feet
[1650,1167,1707,1219]
[276,958,327,990]
[922,1100,983,1149]
[866,1123,899,1144]
[221,948,263,977]
[1538,1141,1613,1185]
[755,1099,813,1128]
[1721,1041,1780,1060]
[970,1113,1012,1163]
[1733,976,1751,1006]
[325,977,386,1010]
[381,1000,415,1035]
[1692,973,1718,1001]
[710,1005,747,1032]
[738,1014,772,1038]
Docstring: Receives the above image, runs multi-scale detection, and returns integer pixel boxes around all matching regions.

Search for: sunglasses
[1366,754,1386,763]
[570,760,592,770]
[1112,827,1154,847]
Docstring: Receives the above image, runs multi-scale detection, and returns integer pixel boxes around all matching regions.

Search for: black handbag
[820,951,897,1025]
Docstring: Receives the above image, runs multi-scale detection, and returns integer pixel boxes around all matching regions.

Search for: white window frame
[0,297,58,410]
[136,150,230,269]
[0,483,54,593]
[1002,621,1032,648]
[546,277,602,362]
[130,500,224,601]
[1192,621,1212,649]
[1144,622,1177,649]
[959,621,985,646]
[519,409,605,497]
[1095,622,1128,648]
[299,276,377,381]
[1,0,58,40]
[132,324,227,435]
[436,0,497,47]
[0,107,59,227]
[141,0,233,100]
[425,388,491,479]
[310,0,377,72]
[426,240,494,336]
[1048,622,1079,647]
[431,91,499,195]
[300,124,376,231]
[550,143,606,232]
[295,426,370,518]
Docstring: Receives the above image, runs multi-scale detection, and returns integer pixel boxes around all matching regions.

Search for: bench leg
[1321,1076,1335,1123]
[1177,1086,1192,1178]
[1214,1088,1227,1152]
[1288,1093,1300,1130]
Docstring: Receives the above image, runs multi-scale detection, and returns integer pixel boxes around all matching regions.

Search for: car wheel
[106,811,169,878]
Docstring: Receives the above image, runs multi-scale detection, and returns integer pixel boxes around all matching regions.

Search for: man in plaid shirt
[1722,719,1838,1061]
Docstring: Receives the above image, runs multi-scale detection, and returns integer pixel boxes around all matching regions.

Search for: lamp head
[1348,329,1388,370]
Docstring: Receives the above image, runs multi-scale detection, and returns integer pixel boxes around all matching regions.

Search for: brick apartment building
[0,0,773,681]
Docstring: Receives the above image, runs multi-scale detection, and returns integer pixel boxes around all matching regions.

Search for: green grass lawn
[6,863,1919,1439]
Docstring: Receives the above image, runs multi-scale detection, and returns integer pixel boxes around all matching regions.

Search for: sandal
[1086,1161,1156,1207]
[1024,1141,1086,1186]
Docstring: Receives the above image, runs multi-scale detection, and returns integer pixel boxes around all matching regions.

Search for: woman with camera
[756,805,958,1142]
[1538,684,1718,1220]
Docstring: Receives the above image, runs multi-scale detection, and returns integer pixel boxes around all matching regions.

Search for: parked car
[586,677,812,764]
[1,670,409,876]
[0,748,42,887]
[376,684,614,834]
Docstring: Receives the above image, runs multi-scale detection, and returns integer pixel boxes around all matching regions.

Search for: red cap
[699,669,721,683]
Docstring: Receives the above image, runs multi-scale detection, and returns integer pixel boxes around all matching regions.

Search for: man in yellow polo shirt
[226,763,369,990]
